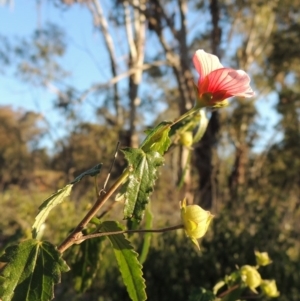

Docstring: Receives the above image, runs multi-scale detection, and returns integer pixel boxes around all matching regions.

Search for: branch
[77,60,168,102]
[217,284,240,298]
[177,0,188,52]
[123,0,137,60]
[87,0,121,123]
[75,224,184,242]
[58,168,130,253]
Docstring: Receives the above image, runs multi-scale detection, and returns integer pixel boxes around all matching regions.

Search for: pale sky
[0,0,281,152]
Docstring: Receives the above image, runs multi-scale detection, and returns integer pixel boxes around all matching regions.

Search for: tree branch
[77,60,167,102]
[87,0,121,124]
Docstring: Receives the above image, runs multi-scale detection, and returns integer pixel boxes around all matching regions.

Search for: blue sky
[0,0,280,152]
[0,0,121,146]
[0,1,106,107]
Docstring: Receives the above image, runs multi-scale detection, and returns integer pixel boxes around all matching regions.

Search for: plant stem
[217,284,240,298]
[58,108,198,253]
[58,168,130,253]
[74,224,184,242]
[171,106,199,126]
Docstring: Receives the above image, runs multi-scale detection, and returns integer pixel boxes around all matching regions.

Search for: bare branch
[77,60,167,102]
[127,0,147,147]
[123,0,137,60]
[177,0,188,52]
[87,0,121,123]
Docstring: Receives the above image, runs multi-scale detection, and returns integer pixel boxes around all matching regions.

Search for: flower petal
[193,49,223,81]
[203,68,255,98]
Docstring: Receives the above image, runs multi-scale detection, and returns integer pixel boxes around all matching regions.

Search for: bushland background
[0,0,299,300]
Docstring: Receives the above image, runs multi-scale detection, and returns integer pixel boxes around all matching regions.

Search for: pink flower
[193,49,254,107]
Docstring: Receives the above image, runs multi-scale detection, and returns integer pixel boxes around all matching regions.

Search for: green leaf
[32,163,102,239]
[140,121,172,155]
[0,239,70,301]
[32,184,73,239]
[138,205,153,265]
[100,221,147,301]
[118,148,164,222]
[70,232,104,293]
[70,163,103,184]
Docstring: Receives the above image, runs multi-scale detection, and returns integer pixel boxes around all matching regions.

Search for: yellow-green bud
[240,265,261,293]
[180,198,213,250]
[255,250,272,266]
[260,280,280,298]
[179,131,193,147]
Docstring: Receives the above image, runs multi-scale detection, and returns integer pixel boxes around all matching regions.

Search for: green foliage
[140,121,172,155]
[70,233,104,293]
[1,0,300,300]
[32,164,102,239]
[32,184,73,239]
[0,239,69,301]
[138,206,153,265]
[0,106,46,188]
[118,148,164,222]
[15,23,67,87]
[100,221,147,301]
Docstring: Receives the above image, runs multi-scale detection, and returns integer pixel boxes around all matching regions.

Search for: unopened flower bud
[255,250,272,266]
[240,265,261,293]
[179,131,193,147]
[180,198,213,250]
[260,280,280,298]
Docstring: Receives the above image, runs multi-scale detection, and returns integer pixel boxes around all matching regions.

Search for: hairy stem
[58,169,130,253]
[75,224,184,242]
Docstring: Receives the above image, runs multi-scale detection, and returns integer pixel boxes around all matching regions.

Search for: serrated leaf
[70,231,103,293]
[0,239,70,301]
[119,148,164,222]
[32,184,73,239]
[32,163,102,239]
[140,121,172,155]
[70,163,103,184]
[100,221,146,301]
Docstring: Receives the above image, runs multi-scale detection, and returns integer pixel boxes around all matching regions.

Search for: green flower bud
[255,250,272,266]
[180,198,213,250]
[261,280,280,298]
[240,265,261,293]
[179,131,193,147]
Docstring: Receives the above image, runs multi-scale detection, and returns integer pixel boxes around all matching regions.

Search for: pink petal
[203,68,254,98]
[193,50,223,80]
